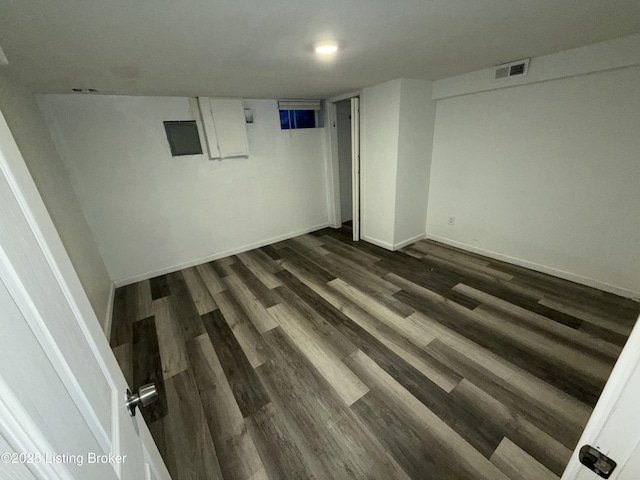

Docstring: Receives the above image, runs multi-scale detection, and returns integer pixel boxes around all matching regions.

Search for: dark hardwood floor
[110,224,639,480]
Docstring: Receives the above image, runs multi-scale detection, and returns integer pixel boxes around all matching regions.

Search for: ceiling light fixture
[314,42,338,54]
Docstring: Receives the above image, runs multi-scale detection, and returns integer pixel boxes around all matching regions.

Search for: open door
[351,97,360,241]
[0,110,169,479]
[562,312,640,479]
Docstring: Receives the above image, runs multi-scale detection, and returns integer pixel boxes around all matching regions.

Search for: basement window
[278,100,323,130]
[163,121,203,156]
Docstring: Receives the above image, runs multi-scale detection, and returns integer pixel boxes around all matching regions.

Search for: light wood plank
[345,350,510,480]
[187,333,266,480]
[196,262,227,294]
[452,379,572,477]
[267,303,369,406]
[225,274,279,333]
[540,296,634,336]
[257,328,412,480]
[412,315,592,446]
[182,267,218,315]
[152,297,189,379]
[286,263,460,392]
[164,371,224,480]
[412,240,490,267]
[469,301,612,384]
[491,437,560,480]
[329,278,434,350]
[454,283,622,360]
[237,251,283,289]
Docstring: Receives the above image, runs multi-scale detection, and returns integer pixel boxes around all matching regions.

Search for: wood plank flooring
[110,224,639,480]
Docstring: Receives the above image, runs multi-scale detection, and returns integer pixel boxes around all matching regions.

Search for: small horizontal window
[279,110,316,129]
[278,100,323,130]
[163,121,203,156]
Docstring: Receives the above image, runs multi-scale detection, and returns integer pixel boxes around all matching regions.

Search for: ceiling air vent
[494,59,530,81]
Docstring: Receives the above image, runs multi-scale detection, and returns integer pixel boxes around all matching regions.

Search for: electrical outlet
[448,216,456,226]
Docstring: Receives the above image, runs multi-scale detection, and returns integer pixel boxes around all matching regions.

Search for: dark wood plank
[110,284,135,347]
[424,339,586,450]
[274,269,350,327]
[166,271,206,338]
[212,289,272,368]
[319,234,380,263]
[450,379,572,477]
[272,284,357,359]
[150,274,171,300]
[230,261,280,308]
[256,328,410,480]
[335,310,501,458]
[148,418,175,479]
[579,321,630,347]
[394,288,604,406]
[210,257,236,277]
[132,315,168,423]
[344,350,510,480]
[278,246,337,284]
[378,255,482,310]
[163,370,224,480]
[246,402,318,480]
[186,333,266,480]
[351,390,455,480]
[259,244,282,261]
[202,310,270,417]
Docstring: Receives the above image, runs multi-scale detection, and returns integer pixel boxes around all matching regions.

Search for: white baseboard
[361,235,394,251]
[361,233,427,252]
[103,282,116,342]
[426,233,640,300]
[114,222,331,287]
[393,233,427,251]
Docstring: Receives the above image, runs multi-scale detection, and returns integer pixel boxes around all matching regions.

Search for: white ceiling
[1,0,640,99]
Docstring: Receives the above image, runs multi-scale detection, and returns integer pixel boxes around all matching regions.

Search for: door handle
[126,384,158,417]
[579,445,617,478]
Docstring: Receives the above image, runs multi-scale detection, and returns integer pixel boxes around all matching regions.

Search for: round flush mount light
[314,42,338,54]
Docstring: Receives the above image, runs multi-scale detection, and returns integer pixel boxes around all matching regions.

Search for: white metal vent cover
[494,58,530,80]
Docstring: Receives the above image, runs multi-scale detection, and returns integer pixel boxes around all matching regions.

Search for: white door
[562,312,640,480]
[0,110,170,479]
[351,97,360,241]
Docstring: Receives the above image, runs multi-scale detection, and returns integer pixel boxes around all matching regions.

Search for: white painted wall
[427,65,640,297]
[360,80,401,249]
[393,79,435,248]
[361,78,435,250]
[433,33,640,100]
[0,74,113,326]
[336,99,352,223]
[39,95,330,284]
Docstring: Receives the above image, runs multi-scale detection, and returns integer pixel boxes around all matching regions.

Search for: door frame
[326,91,361,239]
[350,97,360,242]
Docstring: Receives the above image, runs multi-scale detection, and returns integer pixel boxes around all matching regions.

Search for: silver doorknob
[126,384,158,417]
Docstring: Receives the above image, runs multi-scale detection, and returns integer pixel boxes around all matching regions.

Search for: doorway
[332,95,360,241]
